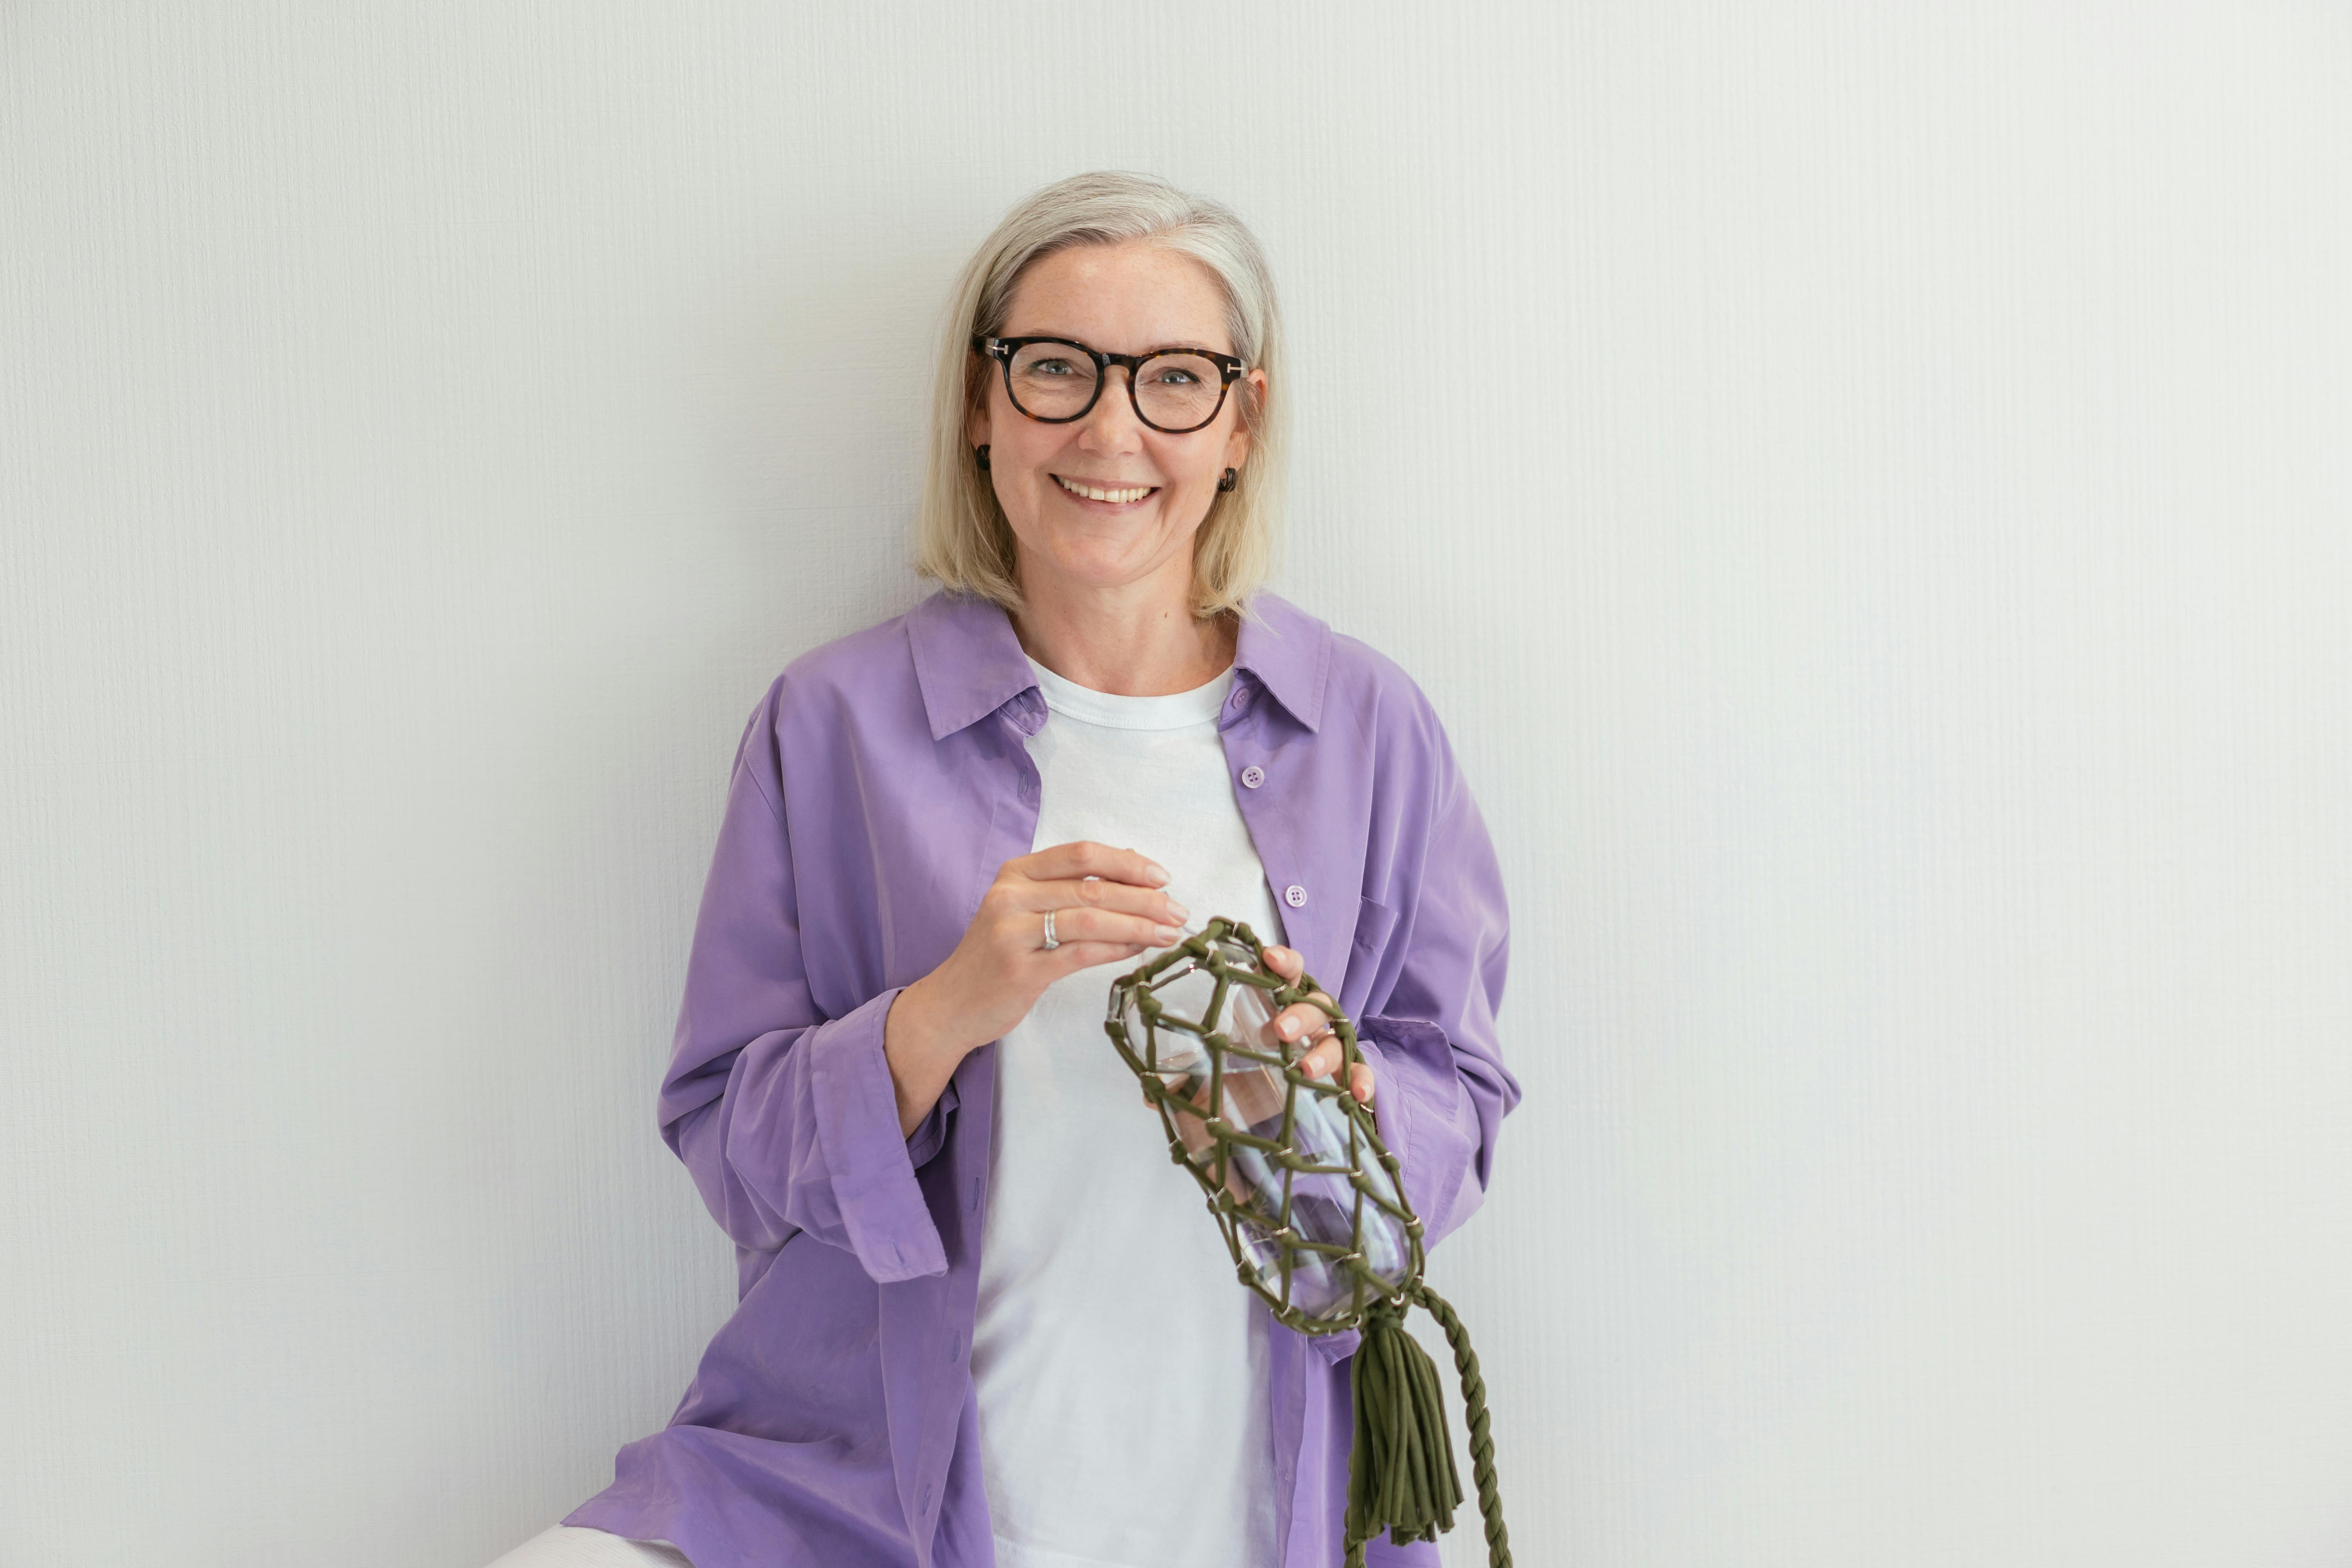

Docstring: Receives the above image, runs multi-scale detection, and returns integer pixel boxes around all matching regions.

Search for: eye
[1029,357,1079,377]
[1149,365,1203,387]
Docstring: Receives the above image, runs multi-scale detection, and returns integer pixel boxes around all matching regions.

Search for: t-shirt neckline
[1024,655,1235,731]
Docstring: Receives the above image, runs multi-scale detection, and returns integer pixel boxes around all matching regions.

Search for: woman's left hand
[1258,945,1375,1107]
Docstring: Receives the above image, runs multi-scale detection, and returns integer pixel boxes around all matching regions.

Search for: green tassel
[1345,1294,1462,1557]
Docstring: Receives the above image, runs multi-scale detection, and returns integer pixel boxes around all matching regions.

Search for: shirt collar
[906,587,1331,740]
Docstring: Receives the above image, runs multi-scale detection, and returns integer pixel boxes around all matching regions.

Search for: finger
[1296,1033,1350,1080]
[1269,994,1338,1045]
[1020,903,1184,951]
[1348,1062,1376,1105]
[1016,840,1169,889]
[1259,944,1304,981]
[1021,875,1189,927]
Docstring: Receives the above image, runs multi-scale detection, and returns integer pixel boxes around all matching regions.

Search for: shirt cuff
[806,984,951,1283]
[904,1073,959,1171]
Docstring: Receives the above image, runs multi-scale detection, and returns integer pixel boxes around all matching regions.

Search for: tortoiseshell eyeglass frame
[973,334,1249,434]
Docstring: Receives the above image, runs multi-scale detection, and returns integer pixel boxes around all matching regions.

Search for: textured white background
[5,4,2350,1565]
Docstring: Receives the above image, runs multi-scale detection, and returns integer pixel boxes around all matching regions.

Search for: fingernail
[1165,900,1189,922]
[1279,1018,1298,1037]
[1154,924,1182,943]
[1145,862,1169,884]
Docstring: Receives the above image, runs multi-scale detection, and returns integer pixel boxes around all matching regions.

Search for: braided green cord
[1414,1283,1512,1568]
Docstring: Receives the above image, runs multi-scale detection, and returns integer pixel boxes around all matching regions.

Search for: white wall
[5,4,2349,1564]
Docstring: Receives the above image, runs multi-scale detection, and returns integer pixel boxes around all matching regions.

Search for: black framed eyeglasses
[973,334,1248,434]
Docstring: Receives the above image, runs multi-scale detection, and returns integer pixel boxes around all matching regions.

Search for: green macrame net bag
[1105,916,1514,1568]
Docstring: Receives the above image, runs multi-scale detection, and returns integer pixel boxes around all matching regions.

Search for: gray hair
[913,171,1286,622]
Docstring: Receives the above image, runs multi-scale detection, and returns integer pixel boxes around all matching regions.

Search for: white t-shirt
[968,655,1286,1568]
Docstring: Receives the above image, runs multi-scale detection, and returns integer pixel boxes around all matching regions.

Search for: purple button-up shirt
[566,587,1519,1568]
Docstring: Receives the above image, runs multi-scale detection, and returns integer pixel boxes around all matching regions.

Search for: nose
[1075,363,1146,450]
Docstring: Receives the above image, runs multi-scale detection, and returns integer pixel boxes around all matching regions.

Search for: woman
[494,171,1518,1568]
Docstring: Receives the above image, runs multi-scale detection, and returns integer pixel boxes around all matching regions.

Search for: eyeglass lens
[1005,342,1227,431]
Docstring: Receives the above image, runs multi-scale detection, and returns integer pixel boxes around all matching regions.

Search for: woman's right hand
[882,840,1189,1135]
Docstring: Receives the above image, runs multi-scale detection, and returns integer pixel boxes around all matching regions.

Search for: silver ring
[1041,908,1060,951]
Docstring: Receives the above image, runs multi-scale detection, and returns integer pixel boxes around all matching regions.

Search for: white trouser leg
[482,1524,693,1567]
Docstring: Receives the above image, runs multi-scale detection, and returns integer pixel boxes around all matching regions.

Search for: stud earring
[975,445,991,472]
[1217,467,1238,492]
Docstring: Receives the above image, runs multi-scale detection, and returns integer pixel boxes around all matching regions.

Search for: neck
[1009,554,1237,697]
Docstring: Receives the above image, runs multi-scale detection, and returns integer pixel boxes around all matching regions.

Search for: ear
[1222,367,1267,470]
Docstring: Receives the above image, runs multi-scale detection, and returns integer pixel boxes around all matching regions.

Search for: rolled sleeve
[1354,1014,1484,1250]
[703,985,949,1283]
[1351,692,1521,1255]
[658,678,951,1285]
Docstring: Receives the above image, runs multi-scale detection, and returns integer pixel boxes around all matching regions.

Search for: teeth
[1055,474,1156,505]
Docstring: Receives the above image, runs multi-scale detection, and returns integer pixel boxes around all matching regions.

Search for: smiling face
[967,240,1265,610]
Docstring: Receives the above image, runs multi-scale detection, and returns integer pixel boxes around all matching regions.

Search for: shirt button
[1284,884,1307,907]
[1240,764,1265,789]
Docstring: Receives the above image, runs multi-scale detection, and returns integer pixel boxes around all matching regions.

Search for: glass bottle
[1112,931,1412,1319]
